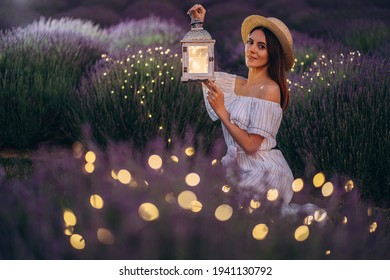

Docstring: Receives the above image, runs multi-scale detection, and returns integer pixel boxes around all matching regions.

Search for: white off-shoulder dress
[203,72,294,204]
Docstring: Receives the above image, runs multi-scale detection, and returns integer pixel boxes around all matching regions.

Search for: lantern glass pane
[188,46,208,73]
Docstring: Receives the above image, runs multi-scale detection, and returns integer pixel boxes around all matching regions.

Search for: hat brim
[241,15,294,71]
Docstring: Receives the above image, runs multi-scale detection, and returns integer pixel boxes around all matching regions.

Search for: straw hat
[241,15,294,71]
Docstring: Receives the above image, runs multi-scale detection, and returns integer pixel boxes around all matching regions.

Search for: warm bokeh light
[138,203,159,221]
[84,163,95,173]
[369,222,378,233]
[211,159,218,166]
[267,189,279,201]
[342,216,348,224]
[367,207,373,216]
[322,182,334,197]
[250,199,261,209]
[344,180,354,192]
[185,147,195,156]
[304,215,314,225]
[177,191,197,210]
[85,151,96,163]
[70,234,85,250]
[215,204,233,222]
[118,169,131,184]
[185,173,200,187]
[190,200,203,213]
[111,170,118,180]
[90,194,104,209]
[294,225,310,241]
[314,209,327,222]
[97,228,115,245]
[63,209,77,226]
[252,224,269,240]
[64,226,74,236]
[292,178,304,192]
[222,185,231,193]
[325,250,331,255]
[148,154,163,170]
[313,172,326,187]
[170,155,179,163]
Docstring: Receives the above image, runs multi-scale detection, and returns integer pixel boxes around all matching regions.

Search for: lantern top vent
[182,19,212,41]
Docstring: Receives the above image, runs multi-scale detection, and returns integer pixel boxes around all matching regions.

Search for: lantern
[181,18,215,82]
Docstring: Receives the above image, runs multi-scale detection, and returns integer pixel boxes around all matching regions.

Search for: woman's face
[245,29,269,69]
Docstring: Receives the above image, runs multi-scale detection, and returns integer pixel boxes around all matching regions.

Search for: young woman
[188,4,317,216]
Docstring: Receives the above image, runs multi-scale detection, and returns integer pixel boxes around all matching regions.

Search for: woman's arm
[203,79,264,155]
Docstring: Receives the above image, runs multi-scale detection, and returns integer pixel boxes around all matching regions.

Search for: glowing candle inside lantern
[188,46,208,73]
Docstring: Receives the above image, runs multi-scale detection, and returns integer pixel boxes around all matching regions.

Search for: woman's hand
[187,4,206,23]
[203,79,228,120]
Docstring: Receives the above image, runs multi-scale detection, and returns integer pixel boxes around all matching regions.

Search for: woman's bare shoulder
[256,81,281,103]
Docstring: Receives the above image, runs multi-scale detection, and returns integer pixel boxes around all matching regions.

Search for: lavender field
[0,0,389,260]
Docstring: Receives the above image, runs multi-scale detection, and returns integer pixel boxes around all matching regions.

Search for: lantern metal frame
[181,19,215,82]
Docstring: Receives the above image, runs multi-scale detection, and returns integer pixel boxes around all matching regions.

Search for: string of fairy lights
[288,51,362,93]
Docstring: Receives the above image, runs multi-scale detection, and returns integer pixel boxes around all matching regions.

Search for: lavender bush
[280,51,390,206]
[0,17,107,149]
[75,46,221,152]
[107,16,185,55]
[0,135,389,259]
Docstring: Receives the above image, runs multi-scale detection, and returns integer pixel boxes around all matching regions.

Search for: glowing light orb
[325,250,331,255]
[178,191,197,210]
[170,155,179,163]
[267,189,279,201]
[215,204,233,222]
[70,234,85,250]
[314,209,327,222]
[369,222,378,233]
[252,224,269,240]
[84,163,95,173]
[211,159,218,166]
[97,228,115,245]
[138,203,159,221]
[111,170,118,180]
[250,199,261,209]
[222,185,231,193]
[344,180,354,192]
[322,182,334,197]
[185,173,200,187]
[190,201,203,213]
[292,178,304,192]
[342,216,348,224]
[185,147,195,156]
[118,169,131,184]
[313,172,326,187]
[85,151,96,163]
[294,225,310,241]
[303,215,314,225]
[63,209,77,226]
[64,226,74,236]
[148,155,162,170]
[90,194,104,209]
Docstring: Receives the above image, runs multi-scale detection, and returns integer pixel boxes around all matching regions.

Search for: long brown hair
[250,27,289,111]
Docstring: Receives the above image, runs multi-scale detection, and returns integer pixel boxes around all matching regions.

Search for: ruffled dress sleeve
[202,72,237,121]
[230,98,283,139]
